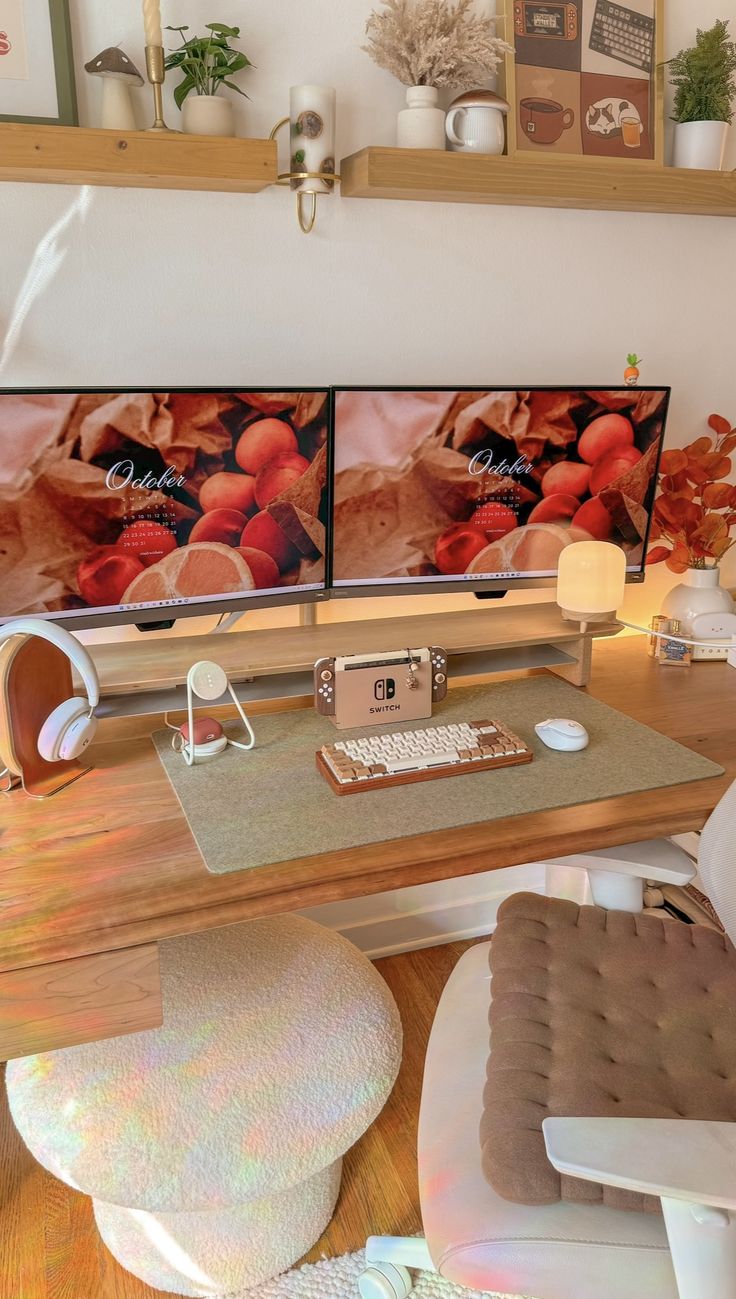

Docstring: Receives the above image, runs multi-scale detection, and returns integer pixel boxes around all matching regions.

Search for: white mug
[445,104,505,155]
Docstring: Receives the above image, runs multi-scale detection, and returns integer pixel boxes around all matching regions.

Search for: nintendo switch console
[514,1,578,40]
[314,647,448,730]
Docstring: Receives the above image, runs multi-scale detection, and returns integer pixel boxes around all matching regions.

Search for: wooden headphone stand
[0,636,90,798]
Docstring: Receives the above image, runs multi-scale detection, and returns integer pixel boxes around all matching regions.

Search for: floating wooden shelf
[0,122,277,193]
[340,147,736,217]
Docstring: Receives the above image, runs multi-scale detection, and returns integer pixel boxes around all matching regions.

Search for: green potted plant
[670,18,736,170]
[164,22,252,137]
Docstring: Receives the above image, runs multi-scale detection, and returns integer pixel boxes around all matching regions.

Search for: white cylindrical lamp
[557,541,627,624]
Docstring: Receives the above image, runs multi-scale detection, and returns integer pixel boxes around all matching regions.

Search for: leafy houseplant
[164,23,251,135]
[650,414,736,636]
[363,0,512,149]
[670,20,736,169]
[648,415,736,573]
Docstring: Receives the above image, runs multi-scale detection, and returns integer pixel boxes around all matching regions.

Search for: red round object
[590,446,642,495]
[189,508,248,548]
[578,414,635,466]
[240,511,300,573]
[434,524,491,575]
[235,419,299,475]
[77,547,145,607]
[180,717,224,744]
[235,546,281,590]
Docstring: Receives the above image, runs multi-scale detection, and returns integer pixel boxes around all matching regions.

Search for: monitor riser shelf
[89,604,620,721]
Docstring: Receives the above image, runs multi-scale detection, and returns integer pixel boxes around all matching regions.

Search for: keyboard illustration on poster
[589,0,655,73]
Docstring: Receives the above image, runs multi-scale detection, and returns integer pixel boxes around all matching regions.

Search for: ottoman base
[94,1158,343,1297]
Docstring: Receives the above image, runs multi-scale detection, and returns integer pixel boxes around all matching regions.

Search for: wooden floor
[0,939,478,1299]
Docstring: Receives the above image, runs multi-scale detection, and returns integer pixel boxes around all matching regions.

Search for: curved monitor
[330,387,670,596]
[0,389,329,628]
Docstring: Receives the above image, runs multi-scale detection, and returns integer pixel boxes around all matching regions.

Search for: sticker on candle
[289,85,336,194]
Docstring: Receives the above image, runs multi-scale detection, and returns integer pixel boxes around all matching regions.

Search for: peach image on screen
[254,451,310,509]
[241,511,300,573]
[199,472,257,516]
[235,547,280,590]
[189,508,249,547]
[78,548,146,606]
[235,419,299,474]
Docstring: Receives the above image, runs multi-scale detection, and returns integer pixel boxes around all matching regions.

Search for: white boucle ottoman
[6,915,402,1297]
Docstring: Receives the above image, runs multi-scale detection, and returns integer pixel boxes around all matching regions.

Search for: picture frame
[498,0,664,164]
[0,0,77,126]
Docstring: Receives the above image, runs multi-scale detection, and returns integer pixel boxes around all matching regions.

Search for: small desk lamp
[557,541,626,628]
[557,540,736,657]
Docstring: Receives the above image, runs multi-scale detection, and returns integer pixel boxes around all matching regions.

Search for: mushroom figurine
[84,47,144,131]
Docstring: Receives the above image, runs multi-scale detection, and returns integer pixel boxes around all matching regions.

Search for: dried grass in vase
[363,0,512,89]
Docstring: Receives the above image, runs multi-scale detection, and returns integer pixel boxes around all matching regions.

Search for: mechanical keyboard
[317,718,533,795]
[589,0,654,73]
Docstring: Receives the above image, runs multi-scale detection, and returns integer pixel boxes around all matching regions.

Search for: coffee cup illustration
[520,98,575,145]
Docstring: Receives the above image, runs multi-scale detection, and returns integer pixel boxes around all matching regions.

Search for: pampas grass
[363,0,512,89]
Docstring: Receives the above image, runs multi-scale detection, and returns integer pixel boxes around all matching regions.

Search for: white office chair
[359,778,736,1299]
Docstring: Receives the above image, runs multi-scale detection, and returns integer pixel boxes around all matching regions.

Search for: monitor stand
[88,603,619,720]
[474,590,508,602]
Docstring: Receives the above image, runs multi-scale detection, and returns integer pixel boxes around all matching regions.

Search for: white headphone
[176,660,255,766]
[0,618,99,762]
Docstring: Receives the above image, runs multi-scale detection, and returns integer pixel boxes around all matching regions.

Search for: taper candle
[142,0,163,47]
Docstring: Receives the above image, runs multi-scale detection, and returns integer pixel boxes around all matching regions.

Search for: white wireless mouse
[535,718,589,752]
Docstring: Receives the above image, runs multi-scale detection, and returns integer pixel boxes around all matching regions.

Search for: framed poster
[500,0,664,163]
[0,0,77,125]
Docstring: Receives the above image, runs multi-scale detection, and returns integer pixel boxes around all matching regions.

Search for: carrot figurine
[624,353,642,386]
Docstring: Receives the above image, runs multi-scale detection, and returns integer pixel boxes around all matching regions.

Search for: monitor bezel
[328,385,671,599]
[0,386,331,630]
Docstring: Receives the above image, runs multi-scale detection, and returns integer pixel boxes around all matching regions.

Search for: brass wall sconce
[270,85,340,234]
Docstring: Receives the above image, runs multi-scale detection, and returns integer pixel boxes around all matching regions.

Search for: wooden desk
[1,638,733,1058]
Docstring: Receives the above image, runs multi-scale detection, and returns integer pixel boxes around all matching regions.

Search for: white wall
[1,0,735,649]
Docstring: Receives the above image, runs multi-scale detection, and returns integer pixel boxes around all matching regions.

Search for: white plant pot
[661,566,734,636]
[397,85,445,150]
[181,95,236,137]
[673,120,728,171]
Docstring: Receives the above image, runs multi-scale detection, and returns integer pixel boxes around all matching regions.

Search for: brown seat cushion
[481,892,736,1213]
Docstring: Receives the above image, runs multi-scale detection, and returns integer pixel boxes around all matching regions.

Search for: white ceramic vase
[397,85,445,149]
[672,120,728,170]
[661,566,734,636]
[182,94,236,137]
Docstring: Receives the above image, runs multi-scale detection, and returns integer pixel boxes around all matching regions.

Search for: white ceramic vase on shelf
[673,120,728,170]
[397,85,445,149]
[661,566,734,635]
[182,95,235,137]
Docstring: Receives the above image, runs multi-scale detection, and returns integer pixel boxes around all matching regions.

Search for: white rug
[250,1248,528,1298]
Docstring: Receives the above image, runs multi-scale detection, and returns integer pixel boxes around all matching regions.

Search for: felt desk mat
[151,677,724,876]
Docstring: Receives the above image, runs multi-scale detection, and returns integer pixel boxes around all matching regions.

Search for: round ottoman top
[6,916,402,1213]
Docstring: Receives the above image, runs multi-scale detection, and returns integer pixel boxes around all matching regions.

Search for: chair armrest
[543,1117,736,1210]
[546,839,696,886]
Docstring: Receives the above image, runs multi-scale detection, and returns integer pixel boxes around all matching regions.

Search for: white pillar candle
[289,85,336,195]
[142,0,163,47]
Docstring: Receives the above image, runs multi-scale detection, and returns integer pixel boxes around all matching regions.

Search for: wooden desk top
[1,638,733,976]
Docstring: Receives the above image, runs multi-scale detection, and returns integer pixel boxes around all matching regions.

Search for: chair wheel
[358,1261,413,1298]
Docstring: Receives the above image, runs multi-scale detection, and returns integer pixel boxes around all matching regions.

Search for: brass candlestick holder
[145,44,176,132]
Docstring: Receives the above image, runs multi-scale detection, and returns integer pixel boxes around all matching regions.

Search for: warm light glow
[557,541,626,622]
